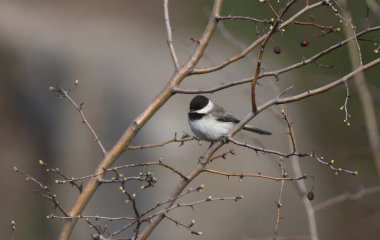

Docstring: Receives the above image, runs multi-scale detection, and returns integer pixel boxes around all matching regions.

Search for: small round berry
[273,46,282,54]
[300,39,309,47]
[307,191,315,201]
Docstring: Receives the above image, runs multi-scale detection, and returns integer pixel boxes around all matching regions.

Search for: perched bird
[188,95,271,142]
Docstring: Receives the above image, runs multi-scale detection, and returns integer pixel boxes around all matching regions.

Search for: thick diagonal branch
[58,1,224,239]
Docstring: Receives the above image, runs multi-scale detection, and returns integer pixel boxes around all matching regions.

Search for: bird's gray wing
[214,113,240,123]
[215,112,272,135]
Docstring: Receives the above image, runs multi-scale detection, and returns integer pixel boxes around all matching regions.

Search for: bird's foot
[220,135,230,144]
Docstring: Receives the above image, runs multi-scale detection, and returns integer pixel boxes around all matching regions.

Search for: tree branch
[164,0,180,71]
[173,26,380,94]
[52,85,107,156]
[58,1,224,239]
[192,1,324,75]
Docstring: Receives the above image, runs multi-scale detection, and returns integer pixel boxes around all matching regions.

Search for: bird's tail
[243,125,272,135]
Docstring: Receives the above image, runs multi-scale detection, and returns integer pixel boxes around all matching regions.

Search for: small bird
[188,95,271,142]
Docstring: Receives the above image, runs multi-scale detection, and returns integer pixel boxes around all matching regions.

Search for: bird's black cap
[189,95,209,111]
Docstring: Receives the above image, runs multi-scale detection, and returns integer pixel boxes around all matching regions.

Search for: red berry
[273,46,282,54]
[300,39,309,47]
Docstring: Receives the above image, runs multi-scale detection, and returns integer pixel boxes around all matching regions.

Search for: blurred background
[1,0,380,239]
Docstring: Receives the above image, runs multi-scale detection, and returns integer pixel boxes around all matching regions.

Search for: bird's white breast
[189,115,235,141]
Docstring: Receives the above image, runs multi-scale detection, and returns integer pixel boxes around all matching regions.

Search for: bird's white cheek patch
[195,101,214,114]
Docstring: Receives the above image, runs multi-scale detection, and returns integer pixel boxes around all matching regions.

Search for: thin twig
[267,0,279,18]
[293,21,336,31]
[216,15,270,24]
[227,137,356,175]
[50,215,136,221]
[56,160,188,183]
[144,185,204,219]
[282,110,296,152]
[112,186,204,236]
[164,0,180,71]
[14,167,69,217]
[273,159,286,240]
[113,192,241,237]
[38,160,83,193]
[127,133,196,150]
[280,108,319,240]
[13,167,110,234]
[163,214,197,233]
[209,149,236,162]
[250,0,298,111]
[314,185,380,212]
[141,195,243,223]
[192,1,325,75]
[340,0,380,178]
[174,26,380,94]
[51,86,107,156]
[203,168,306,182]
[120,182,141,239]
[340,81,351,125]
[275,58,380,106]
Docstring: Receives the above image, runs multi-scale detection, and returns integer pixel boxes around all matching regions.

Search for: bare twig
[113,192,242,237]
[249,0,298,111]
[163,214,200,235]
[280,109,319,240]
[266,0,279,18]
[127,133,196,150]
[314,185,380,212]
[340,81,351,125]
[339,0,363,65]
[282,110,296,152]
[56,160,188,183]
[173,26,380,94]
[51,85,107,156]
[203,168,306,182]
[137,142,224,239]
[50,214,135,221]
[228,137,356,175]
[275,58,380,106]
[140,185,204,218]
[209,149,236,162]
[38,159,83,193]
[120,182,141,239]
[112,185,204,236]
[14,167,69,217]
[216,15,271,24]
[293,21,336,31]
[273,159,286,240]
[192,1,325,75]
[164,0,180,71]
[340,0,380,178]
[141,195,243,223]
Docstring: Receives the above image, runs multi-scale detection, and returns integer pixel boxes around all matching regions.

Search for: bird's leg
[198,142,215,165]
